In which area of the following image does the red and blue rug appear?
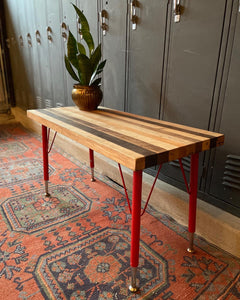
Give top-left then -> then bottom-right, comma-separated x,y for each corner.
0,123 -> 239,299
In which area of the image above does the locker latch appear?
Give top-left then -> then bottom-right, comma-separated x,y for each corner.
99,10 -> 109,36
173,0 -> 182,23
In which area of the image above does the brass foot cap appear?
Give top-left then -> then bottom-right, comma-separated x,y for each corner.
129,285 -> 138,293
187,247 -> 195,253
91,178 -> 96,182
45,193 -> 50,197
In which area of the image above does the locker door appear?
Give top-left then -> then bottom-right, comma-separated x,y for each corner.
46,0 -> 66,107
79,0 -> 99,46
127,0 -> 168,118
162,0 -> 227,129
100,0 -> 128,110
34,0 -> 53,108
158,0 -> 227,189
3,0 -> 20,105
5,0 -> 28,109
24,0 -> 41,109
61,0 -> 78,106
17,0 -> 35,109
208,8 -> 240,215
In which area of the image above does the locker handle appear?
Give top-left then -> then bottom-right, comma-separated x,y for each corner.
99,10 -> 109,36
5,38 -> 10,48
130,0 -> 139,30
27,33 -> 32,47
61,22 -> 68,41
46,26 -> 53,43
11,37 -> 16,46
19,35 -> 24,47
36,30 -> 41,45
173,0 -> 181,23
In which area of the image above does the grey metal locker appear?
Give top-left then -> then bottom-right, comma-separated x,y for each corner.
3,0 -> 18,104
126,0 -> 168,118
161,0 -> 227,128
17,0 -> 35,109
207,7 -> 240,216
61,0 -> 78,106
79,0 -> 99,46
4,0 -> 28,109
23,0 -> 41,109
158,0 -> 228,189
100,0 -> 128,110
33,0 -> 53,109
46,0 -> 66,107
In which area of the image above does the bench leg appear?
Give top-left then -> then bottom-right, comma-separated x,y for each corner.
187,153 -> 199,253
42,125 -> 50,197
89,149 -> 95,182
129,170 -> 142,292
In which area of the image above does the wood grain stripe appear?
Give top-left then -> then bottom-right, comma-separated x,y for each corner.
65,107 -> 208,145
97,108 -> 218,139
40,109 -> 166,158
57,110 -> 167,153
62,107 -> 194,150
27,106 -> 224,170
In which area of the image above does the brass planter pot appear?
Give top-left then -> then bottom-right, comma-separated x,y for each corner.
72,85 -> 103,111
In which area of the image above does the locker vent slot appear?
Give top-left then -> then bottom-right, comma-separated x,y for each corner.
169,156 -> 191,172
45,99 -> 52,108
36,96 -> 42,108
223,154 -> 240,190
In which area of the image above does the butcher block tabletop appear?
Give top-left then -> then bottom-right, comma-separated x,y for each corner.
27,106 -> 224,171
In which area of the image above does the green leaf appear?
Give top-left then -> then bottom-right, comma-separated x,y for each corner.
72,4 -> 90,32
64,55 -> 79,82
77,42 -> 86,55
77,54 -> 94,85
89,59 -> 106,85
95,59 -> 107,76
90,78 -> 102,86
90,44 -> 101,71
67,30 -> 78,69
72,4 -> 94,55
82,30 -> 94,56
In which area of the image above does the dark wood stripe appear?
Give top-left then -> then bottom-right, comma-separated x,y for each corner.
145,153 -> 165,168
40,109 -> 166,159
98,108 -> 217,140
95,109 -> 206,143
210,137 -> 218,148
195,141 -> 204,152
56,109 -> 167,153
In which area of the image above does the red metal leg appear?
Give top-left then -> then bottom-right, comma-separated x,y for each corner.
129,170 -> 142,292
89,149 -> 95,182
187,153 -> 199,252
42,125 -> 50,197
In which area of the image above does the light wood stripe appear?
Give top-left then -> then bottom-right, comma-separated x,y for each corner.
41,109 -> 166,155
96,107 -> 221,139
67,107 -> 217,146
27,106 -> 224,170
64,106 -> 204,146
61,107 -> 197,151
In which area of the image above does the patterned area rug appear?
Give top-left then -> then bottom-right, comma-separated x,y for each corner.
0,123 -> 239,300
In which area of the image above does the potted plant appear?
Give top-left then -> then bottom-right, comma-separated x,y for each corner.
64,4 -> 106,111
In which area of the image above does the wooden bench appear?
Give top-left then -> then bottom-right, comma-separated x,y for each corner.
27,106 -> 224,291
